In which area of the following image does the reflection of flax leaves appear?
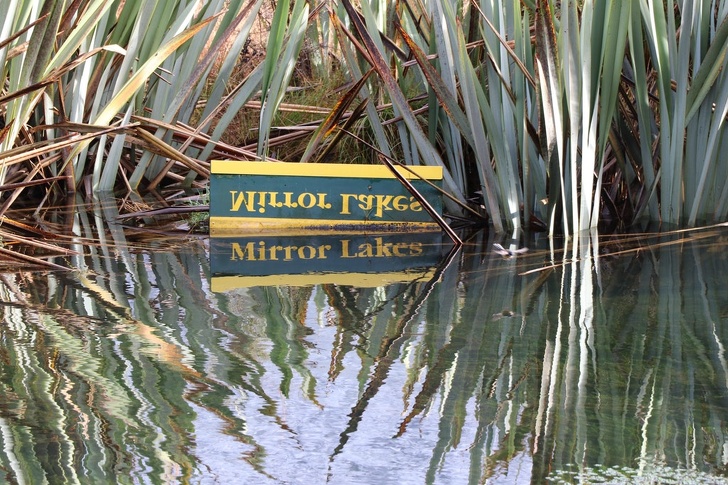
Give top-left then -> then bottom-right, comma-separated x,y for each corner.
325,280 -> 424,383
394,332 -> 467,438
470,353 -> 532,453
265,286 -> 321,406
330,285 -> 423,458
330,244 -> 460,458
322,286 -> 370,382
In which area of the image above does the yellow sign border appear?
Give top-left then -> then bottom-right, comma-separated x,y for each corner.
211,160 -> 443,180
210,216 -> 440,236
211,269 -> 437,291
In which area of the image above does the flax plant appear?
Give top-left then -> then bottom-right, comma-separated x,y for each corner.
314,0 -> 728,234
3,0 -> 728,237
631,1 -> 728,225
0,0 -> 265,208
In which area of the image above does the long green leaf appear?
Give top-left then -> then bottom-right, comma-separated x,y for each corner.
395,17 -> 475,149
685,15 -> 728,123
260,0 -> 290,99
258,0 -> 309,158
535,0 -> 567,235
61,14 -> 217,172
341,0 -> 465,209
330,9 -> 393,159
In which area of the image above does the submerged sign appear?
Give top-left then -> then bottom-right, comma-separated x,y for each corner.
210,161 -> 443,234
210,232 -> 445,290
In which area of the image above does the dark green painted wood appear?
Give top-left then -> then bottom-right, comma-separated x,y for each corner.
210,174 -> 442,223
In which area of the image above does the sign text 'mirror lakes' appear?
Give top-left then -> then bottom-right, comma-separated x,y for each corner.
229,190 -> 423,218
231,237 -> 424,262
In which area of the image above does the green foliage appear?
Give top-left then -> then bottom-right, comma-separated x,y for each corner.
313,0 -> 728,234
0,0 -> 266,206
2,0 -> 728,234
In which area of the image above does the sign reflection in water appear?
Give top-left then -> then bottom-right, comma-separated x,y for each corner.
1,205 -> 728,484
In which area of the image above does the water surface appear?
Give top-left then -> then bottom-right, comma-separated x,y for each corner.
1,203 -> 728,484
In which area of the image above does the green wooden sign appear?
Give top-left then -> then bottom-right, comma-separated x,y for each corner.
210,161 -> 443,235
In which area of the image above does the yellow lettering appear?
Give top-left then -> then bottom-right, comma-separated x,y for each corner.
283,245 -> 297,261
341,240 -> 356,258
257,192 -> 267,213
232,241 -> 333,262
269,192 -> 282,208
392,195 -> 409,211
357,243 -> 374,258
268,245 -> 284,260
231,242 -> 256,261
283,192 -> 298,208
373,195 -> 392,217
298,193 -> 316,209
317,193 -> 332,209
230,191 -> 256,212
410,199 -> 423,212
298,246 -> 316,259
340,194 -> 356,215
374,237 -> 392,257
318,244 -> 331,259
392,242 -> 408,257
358,195 -> 374,212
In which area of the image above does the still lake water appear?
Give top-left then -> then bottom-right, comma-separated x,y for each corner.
2,204 -> 728,484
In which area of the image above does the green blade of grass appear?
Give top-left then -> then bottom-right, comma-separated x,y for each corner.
394,16 -> 475,149
686,14 -> 728,123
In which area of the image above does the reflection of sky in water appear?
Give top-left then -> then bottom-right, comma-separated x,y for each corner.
1,224 -> 728,483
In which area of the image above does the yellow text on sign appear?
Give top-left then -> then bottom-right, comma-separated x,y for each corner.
230,191 -> 331,213
231,238 -> 424,262
229,191 -> 422,218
